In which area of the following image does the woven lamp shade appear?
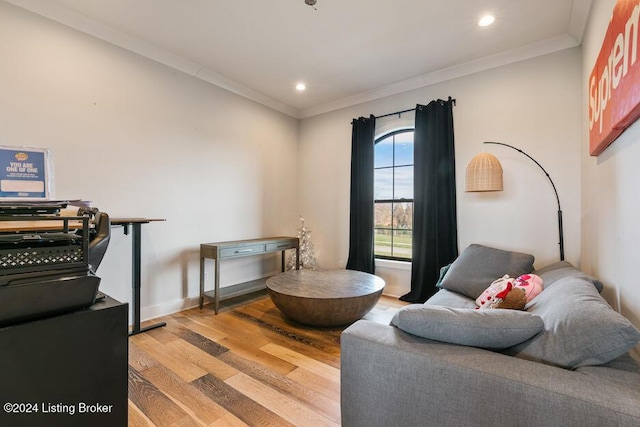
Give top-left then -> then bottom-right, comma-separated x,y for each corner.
465,152 -> 503,192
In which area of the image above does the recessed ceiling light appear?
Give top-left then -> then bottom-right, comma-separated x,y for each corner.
296,82 -> 306,91
478,15 -> 495,27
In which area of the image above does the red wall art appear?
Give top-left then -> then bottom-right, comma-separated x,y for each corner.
589,0 -> 640,156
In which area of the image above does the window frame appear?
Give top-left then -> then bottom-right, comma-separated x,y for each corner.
374,128 -> 414,262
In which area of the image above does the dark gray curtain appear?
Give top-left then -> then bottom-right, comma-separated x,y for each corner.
346,115 -> 376,273
400,99 -> 458,302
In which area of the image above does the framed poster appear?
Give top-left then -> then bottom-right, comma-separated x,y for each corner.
588,0 -> 640,156
0,145 -> 54,200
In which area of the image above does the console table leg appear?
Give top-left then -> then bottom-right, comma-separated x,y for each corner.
199,256 -> 205,309
214,258 -> 220,315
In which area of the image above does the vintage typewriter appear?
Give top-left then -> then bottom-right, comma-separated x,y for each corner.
0,201 -> 110,326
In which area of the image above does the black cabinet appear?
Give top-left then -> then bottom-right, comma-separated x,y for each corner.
0,295 -> 128,427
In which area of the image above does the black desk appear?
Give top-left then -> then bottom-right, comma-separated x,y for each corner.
0,295 -> 129,427
111,218 -> 165,336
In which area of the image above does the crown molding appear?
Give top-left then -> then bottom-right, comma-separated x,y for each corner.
298,34 -> 580,119
5,0 -> 592,120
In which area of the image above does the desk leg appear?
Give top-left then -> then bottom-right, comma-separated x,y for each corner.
296,247 -> 300,270
128,222 -> 166,336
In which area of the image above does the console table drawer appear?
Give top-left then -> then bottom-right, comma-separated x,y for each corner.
220,244 -> 265,258
266,241 -> 297,251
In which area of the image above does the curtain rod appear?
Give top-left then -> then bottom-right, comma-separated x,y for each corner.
374,97 -> 456,120
375,108 -> 416,120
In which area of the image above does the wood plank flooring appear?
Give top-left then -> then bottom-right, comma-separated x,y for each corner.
128,292 -> 407,426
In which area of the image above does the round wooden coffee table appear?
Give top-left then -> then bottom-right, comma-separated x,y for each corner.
265,269 -> 385,327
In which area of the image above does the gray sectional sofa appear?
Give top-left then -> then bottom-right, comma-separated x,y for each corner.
341,245 -> 640,427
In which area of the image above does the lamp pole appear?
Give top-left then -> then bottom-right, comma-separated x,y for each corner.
484,141 -> 564,261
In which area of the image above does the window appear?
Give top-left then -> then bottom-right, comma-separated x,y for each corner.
374,129 -> 413,260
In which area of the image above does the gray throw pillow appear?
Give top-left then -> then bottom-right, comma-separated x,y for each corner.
440,244 -> 535,299
393,304 -> 544,349
506,275 -> 640,369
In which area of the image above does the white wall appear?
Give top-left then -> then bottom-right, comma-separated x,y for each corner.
8,0 -> 628,341
299,48 -> 583,296
0,2 -> 300,321
581,0 -> 640,353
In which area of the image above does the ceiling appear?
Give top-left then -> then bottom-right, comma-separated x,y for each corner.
7,0 -> 593,118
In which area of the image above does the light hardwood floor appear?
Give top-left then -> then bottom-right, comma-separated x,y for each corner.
128,292 -> 407,426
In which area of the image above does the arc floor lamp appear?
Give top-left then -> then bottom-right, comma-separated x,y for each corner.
465,141 -> 564,261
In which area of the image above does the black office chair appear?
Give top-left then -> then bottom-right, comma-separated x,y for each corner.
75,207 -> 111,273
87,211 -> 111,273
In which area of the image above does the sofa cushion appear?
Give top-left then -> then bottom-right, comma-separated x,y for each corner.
506,274 -> 640,369
393,304 -> 544,349
535,260 -> 604,292
439,244 -> 535,299
423,289 -> 477,309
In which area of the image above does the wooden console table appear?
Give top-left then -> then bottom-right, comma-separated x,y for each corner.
199,236 -> 299,314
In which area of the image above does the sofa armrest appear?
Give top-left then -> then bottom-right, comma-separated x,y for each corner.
341,320 -> 640,427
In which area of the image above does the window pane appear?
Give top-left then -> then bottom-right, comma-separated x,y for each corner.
394,166 -> 413,199
374,136 -> 393,168
374,229 -> 392,257
374,129 -> 415,260
393,202 -> 413,229
375,202 -> 393,228
393,230 -> 412,259
374,168 -> 393,199
394,131 -> 413,166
